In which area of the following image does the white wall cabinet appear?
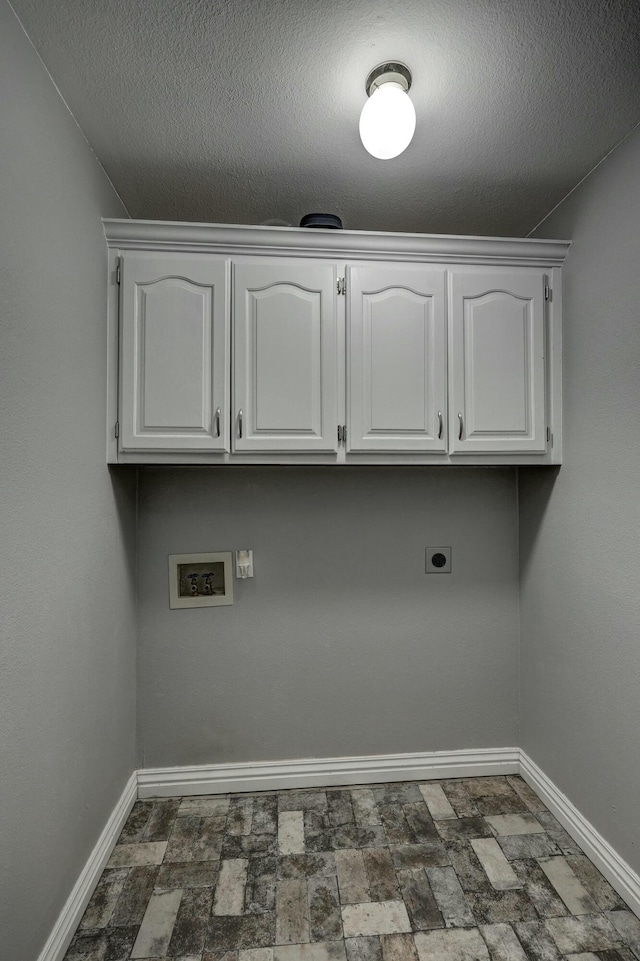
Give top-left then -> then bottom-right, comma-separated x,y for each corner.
449,269 -> 546,454
347,264 -> 447,452
119,251 -> 229,452
233,260 -> 338,452
106,220 -> 566,465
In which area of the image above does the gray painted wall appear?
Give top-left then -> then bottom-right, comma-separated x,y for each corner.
0,4 -> 137,957
520,125 -> 640,874
137,467 -> 520,768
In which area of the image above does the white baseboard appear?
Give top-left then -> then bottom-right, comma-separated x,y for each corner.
37,772 -> 137,961
520,751 -> 640,918
137,747 -> 520,799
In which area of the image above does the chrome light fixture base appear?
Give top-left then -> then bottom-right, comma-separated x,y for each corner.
365,62 -> 412,97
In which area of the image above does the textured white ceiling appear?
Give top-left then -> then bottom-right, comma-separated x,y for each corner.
11,0 -> 640,235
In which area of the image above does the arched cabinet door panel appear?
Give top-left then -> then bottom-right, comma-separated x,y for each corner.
119,252 -> 229,451
450,269 -> 546,453
233,260 -> 338,452
347,264 -> 447,452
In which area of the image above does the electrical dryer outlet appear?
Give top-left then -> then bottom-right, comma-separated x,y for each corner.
425,547 -> 452,573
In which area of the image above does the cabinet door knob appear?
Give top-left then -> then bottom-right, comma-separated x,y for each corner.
238,409 -> 243,439
215,407 -> 221,437
437,411 -> 443,439
458,412 -> 464,441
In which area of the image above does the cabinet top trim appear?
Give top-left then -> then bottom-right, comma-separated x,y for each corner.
103,219 -> 569,266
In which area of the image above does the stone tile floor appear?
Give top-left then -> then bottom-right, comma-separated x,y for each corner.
64,775 -> 640,961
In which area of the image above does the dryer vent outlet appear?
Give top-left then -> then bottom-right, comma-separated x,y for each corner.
426,547 -> 452,573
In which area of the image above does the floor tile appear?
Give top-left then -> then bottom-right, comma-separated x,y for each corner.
309,874 -> 343,941
435,818 -> 491,842
206,913 -> 276,953
373,784 -> 422,805
534,811 -> 582,855
278,791 -> 328,813
364,848 -> 400,902
440,782 -> 479,818
426,866 -> 474,927
563,954 -> 600,961
328,791 -> 356,827
253,796 -> 279,835
506,778 -> 547,813
223,834 -> 278,859
470,838 -> 521,891
465,887 -> 538,925
606,910 -> 640,955
396,868 -> 443,931
345,935 -> 383,960
510,859 -> 568,918
276,878 -> 310,944
342,901 -> 412,938
419,784 -> 457,821
144,799 -> 181,841
274,942 -> 347,961
497,833 -> 561,861
336,849 -> 371,904
474,795 -> 528,817
278,853 -> 336,880
403,804 -> 439,843
538,858 -> 599,915
514,919 -> 563,960
192,815 -> 227,861
464,778 -> 515,799
566,858 -> 626,911
228,798 -> 254,836
179,796 -> 231,818
107,841 -> 167,868
545,914 -> 621,953
169,886 -> 214,955
119,802 -> 153,843
278,811 -> 305,855
130,888 -> 183,958
331,826 -> 388,851
445,841 -> 490,893
389,843 -> 449,871
165,817 -> 204,862
80,868 -> 127,929
413,928 -> 490,960
112,865 -> 159,925
156,859 -> 220,890
379,806 -> 416,844
352,790 -> 383,827
214,860 -> 249,916
479,923 -> 528,961
380,933 -> 419,960
485,814 -> 545,837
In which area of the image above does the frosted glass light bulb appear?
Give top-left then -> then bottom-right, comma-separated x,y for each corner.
359,81 -> 416,160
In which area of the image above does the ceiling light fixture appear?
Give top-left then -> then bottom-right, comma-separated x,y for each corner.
359,62 -> 416,160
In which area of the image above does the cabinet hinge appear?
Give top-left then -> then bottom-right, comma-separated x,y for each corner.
544,283 -> 551,302
116,260 -> 121,285
337,277 -> 346,295
114,420 -> 120,439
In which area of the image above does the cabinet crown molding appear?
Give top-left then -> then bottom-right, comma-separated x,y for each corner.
103,219 -> 569,267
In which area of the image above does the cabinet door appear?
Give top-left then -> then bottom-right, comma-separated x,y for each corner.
119,252 -> 229,451
450,269 -> 546,453
233,260 -> 338,451
347,264 -> 447,452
